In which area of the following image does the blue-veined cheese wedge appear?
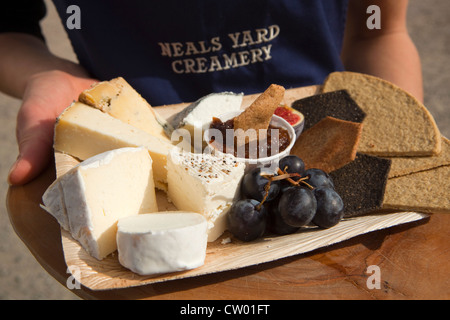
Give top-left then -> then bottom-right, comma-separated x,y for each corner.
79,77 -> 173,140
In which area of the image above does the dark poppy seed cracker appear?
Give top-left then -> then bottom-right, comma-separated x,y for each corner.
329,153 -> 391,217
291,90 -> 366,131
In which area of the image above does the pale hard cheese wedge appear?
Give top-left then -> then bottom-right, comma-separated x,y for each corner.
167,150 -> 245,242
41,147 -> 158,260
169,92 -> 243,148
54,102 -> 173,190
79,77 -> 172,140
117,212 -> 208,276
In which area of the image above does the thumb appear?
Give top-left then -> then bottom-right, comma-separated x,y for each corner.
7,71 -> 97,186
8,108 -> 55,186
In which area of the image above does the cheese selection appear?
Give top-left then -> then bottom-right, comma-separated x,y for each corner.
116,212 -> 208,275
41,147 -> 158,260
42,80 -> 282,276
166,149 -> 245,242
54,101 -> 172,190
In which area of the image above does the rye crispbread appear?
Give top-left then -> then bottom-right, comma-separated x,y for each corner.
388,137 -> 450,178
322,72 -> 441,157
291,116 -> 363,173
383,165 -> 450,214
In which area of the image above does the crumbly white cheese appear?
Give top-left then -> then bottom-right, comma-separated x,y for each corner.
167,149 -> 245,241
41,147 -> 158,260
116,212 -> 208,275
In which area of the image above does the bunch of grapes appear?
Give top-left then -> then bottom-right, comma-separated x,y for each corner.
227,155 -> 344,242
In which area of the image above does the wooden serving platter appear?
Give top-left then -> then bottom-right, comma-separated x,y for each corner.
55,86 -> 429,291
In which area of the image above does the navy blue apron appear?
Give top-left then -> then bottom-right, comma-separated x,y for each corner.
53,0 -> 348,105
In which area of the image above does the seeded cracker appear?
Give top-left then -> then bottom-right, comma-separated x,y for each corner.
329,153 -> 391,217
322,71 -> 441,156
291,116 -> 363,173
291,90 -> 366,131
233,84 -> 285,144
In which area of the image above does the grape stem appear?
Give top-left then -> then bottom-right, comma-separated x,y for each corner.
276,168 -> 314,189
256,179 -> 272,211
257,167 -> 315,211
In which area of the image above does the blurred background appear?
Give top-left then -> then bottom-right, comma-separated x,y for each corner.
1,0 -> 449,299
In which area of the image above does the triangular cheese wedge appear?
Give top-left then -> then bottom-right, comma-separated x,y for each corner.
54,102 -> 173,190
322,72 -> 441,156
79,77 -> 172,141
41,147 -> 158,260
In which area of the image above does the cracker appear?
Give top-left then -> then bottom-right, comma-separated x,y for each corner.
291,90 -> 366,131
234,84 -> 285,133
291,116 -> 363,173
329,153 -> 392,217
322,72 -> 441,156
388,136 -> 450,178
383,165 -> 450,214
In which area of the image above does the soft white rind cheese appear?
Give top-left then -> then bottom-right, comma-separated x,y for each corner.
170,92 -> 243,148
167,150 -> 245,242
116,212 -> 208,275
41,147 -> 158,260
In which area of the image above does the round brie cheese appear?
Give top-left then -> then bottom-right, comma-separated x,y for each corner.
116,212 -> 208,275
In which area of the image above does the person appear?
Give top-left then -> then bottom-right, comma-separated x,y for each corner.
1,0 -> 423,186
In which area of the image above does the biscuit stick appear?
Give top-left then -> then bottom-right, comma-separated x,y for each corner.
233,84 -> 285,145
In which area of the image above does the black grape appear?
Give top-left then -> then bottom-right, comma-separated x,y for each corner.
278,155 -> 305,176
304,168 -> 335,189
278,155 -> 306,192
312,187 -> 344,228
227,199 -> 268,242
278,187 -> 317,227
241,167 -> 280,202
266,198 -> 299,235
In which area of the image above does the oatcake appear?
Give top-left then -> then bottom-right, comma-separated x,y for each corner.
383,165 -> 450,214
387,136 -> 450,178
322,72 -> 441,157
291,116 -> 363,173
